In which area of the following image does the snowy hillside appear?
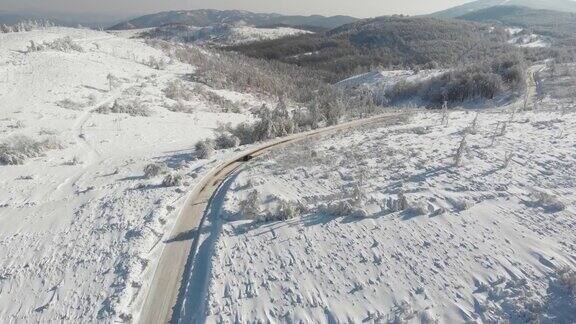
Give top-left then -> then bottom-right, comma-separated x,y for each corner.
204,107 -> 576,323
1,23 -> 575,324
430,0 -> 576,18
337,69 -> 445,105
0,27 -> 262,321
337,70 -> 443,89
140,24 -> 311,46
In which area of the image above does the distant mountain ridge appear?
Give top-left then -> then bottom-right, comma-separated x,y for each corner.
458,5 -> 576,40
431,0 -> 576,18
0,10 -> 130,28
109,9 -> 358,30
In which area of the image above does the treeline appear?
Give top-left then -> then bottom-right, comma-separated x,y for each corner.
228,16 -> 517,82
197,90 -> 376,156
387,55 -> 526,107
1,20 -> 54,33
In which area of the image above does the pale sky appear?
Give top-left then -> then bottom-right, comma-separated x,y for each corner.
2,0 -> 473,18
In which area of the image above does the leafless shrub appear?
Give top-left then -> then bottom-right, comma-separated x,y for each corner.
107,73 -> 119,91
529,191 -> 566,212
454,134 -> 469,166
195,139 -> 215,159
166,99 -> 195,113
389,301 -> 418,323
143,163 -> 166,178
164,79 -> 194,101
468,113 -> 479,134
215,133 -> 240,150
86,94 -> 97,106
56,95 -> 96,110
449,197 -> 473,211
440,101 -> 449,127
56,99 -> 84,110
272,200 -> 303,221
95,98 -> 152,117
161,173 -> 182,187
64,156 -> 82,166
143,56 -> 168,70
194,85 -> 239,113
27,37 -> 83,53
384,193 -> 409,212
7,120 -> 25,129
239,190 -> 261,220
499,122 -> 508,136
0,135 -> 61,165
319,199 -> 367,218
406,200 -> 429,216
491,122 -> 504,146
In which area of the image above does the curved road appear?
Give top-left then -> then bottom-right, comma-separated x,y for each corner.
138,113 -> 405,324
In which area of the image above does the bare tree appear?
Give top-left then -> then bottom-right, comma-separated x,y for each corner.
107,73 -> 117,92
454,134 -> 469,167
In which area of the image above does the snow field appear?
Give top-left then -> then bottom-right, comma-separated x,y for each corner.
206,108 -> 575,323
0,27 -> 261,321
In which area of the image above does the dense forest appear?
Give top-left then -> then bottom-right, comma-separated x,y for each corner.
228,16 -> 517,82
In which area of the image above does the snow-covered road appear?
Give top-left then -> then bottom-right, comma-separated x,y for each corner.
140,113 -> 406,323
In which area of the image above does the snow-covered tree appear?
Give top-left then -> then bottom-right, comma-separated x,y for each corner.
240,190 -> 261,220
162,173 -> 182,187
107,73 -> 118,92
195,139 -> 215,159
454,134 -> 469,166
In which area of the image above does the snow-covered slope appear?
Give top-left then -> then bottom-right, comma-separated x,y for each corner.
223,26 -> 311,45
337,69 -> 443,91
191,64 -> 576,322
0,27 -> 260,321
204,107 -> 576,323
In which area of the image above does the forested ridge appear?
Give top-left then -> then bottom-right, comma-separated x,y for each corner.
228,16 -> 517,82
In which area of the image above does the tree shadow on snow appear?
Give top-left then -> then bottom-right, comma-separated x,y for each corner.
544,274 -> 576,323
117,175 -> 146,182
165,226 -> 212,243
234,208 -> 406,238
82,85 -> 108,93
156,151 -> 196,169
